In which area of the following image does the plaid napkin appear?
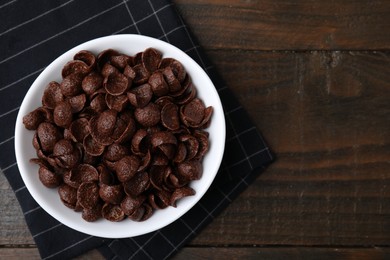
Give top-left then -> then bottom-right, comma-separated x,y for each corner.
0,0 -> 274,259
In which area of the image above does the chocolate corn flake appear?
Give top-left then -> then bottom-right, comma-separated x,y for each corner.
42,81 -> 64,109
53,101 -> 73,128
60,73 -> 83,97
58,184 -> 78,209
38,165 -> 62,188
127,206 -> 145,221
161,67 -> 179,93
83,134 -> 105,156
110,54 -> 132,71
69,94 -> 86,113
97,49 -> 120,72
142,48 -> 162,73
106,93 -> 129,112
77,182 -> 100,209
134,102 -> 160,127
23,108 -> 45,130
53,139 -> 74,156
90,93 -> 107,113
36,122 -> 63,153
62,60 -> 90,79
23,47 -> 213,222
176,160 -> 203,182
149,71 -> 169,97
104,71 -> 130,96
115,155 -> 140,182
82,203 -> 102,222
99,183 -> 124,205
170,186 -> 195,207
74,50 -> 96,69
102,203 -> 125,222
69,118 -> 90,143
161,102 -> 180,130
127,83 -> 153,108
82,71 -> 103,95
120,195 -> 146,216
132,64 -> 150,85
124,171 -> 149,197
103,143 -> 129,162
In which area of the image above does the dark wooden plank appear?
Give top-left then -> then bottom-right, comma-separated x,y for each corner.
174,0 -> 390,50
0,170 -> 34,245
0,248 -> 103,259
188,50 -> 390,245
2,247 -> 390,260
173,247 -> 390,260
204,50 -> 390,157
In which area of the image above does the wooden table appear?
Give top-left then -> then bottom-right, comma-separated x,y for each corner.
1,1 -> 390,259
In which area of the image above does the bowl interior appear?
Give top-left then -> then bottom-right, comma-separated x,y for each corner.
14,34 -> 225,238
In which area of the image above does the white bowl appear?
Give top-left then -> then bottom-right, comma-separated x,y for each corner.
14,34 -> 225,238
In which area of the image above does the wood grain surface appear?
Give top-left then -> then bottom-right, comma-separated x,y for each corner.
175,0 -> 390,50
1,247 -> 390,260
1,0 -> 389,259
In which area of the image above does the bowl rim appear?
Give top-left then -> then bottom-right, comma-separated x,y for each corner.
14,34 -> 226,238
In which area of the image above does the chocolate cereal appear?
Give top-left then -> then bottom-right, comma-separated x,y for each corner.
23,47 -> 213,222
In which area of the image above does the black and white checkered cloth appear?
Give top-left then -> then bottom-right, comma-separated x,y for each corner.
0,0 -> 274,259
